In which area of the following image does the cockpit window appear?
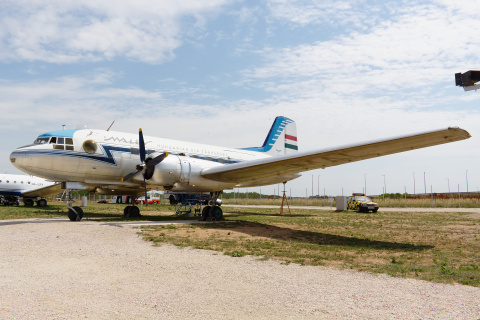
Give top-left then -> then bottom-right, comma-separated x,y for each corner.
34,136 -> 74,151
34,137 -> 50,144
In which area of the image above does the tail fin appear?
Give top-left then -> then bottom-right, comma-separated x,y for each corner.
242,116 -> 298,156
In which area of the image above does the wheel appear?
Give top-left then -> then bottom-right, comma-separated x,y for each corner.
201,206 -> 211,221
68,206 -> 84,221
211,206 -> 223,221
123,206 -> 141,218
123,206 -> 131,218
130,206 -> 140,217
372,208 -> 378,213
356,206 -> 362,213
24,199 -> 34,206
36,199 -> 47,207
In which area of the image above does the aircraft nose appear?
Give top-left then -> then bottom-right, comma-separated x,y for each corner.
10,149 -> 24,169
9,148 -> 34,173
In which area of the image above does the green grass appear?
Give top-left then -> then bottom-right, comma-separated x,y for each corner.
140,206 -> 480,286
2,202 -> 479,286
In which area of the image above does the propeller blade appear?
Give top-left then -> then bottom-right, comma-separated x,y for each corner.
122,170 -> 140,182
144,178 -> 149,210
139,128 -> 146,163
146,152 -> 168,168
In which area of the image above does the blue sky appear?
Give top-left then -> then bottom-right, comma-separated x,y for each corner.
1,0 -> 480,197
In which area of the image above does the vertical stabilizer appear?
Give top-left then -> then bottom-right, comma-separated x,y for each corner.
241,116 -> 298,156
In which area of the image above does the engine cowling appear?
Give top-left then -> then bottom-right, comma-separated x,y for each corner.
145,154 -> 182,187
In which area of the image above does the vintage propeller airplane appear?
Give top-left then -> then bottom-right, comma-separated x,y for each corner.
9,116 -> 470,221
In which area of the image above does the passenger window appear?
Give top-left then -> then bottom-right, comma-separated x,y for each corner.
50,137 -> 57,144
131,148 -> 139,155
66,138 -> 73,145
58,137 -> 65,144
54,145 -> 64,150
66,146 -> 74,151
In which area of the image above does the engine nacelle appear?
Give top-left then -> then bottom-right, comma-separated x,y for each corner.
146,154 -> 182,187
145,154 -> 237,192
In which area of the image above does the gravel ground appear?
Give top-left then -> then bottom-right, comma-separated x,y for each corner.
1,218 -> 479,319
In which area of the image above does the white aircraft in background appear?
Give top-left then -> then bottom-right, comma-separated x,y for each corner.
0,173 -> 59,206
9,116 -> 470,221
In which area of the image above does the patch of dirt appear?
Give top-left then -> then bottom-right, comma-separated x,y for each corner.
152,223 -> 297,242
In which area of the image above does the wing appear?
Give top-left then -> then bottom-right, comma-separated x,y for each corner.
21,183 -> 64,198
201,127 -> 470,184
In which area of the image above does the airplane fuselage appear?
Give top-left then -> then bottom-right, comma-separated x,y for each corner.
10,128 -> 278,195
0,174 -> 54,196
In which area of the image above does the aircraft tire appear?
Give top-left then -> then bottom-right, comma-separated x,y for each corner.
123,206 -> 141,218
201,206 -> 211,221
211,206 -> 223,221
36,199 -> 47,207
68,206 -> 84,221
24,199 -> 34,206
130,206 -> 140,217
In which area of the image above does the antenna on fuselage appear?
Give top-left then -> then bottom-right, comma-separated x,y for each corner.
62,125 -> 66,130
107,120 -> 115,131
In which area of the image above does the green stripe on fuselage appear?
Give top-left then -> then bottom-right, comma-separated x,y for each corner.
285,143 -> 298,150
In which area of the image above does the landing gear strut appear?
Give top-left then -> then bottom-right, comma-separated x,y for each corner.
200,191 -> 224,221
65,191 -> 83,221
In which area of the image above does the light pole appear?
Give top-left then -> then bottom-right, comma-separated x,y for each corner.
413,172 -> 416,195
364,173 -> 367,195
466,170 -> 469,193
445,178 -> 450,193
424,171 -> 426,195
317,175 -> 320,199
382,174 -> 386,195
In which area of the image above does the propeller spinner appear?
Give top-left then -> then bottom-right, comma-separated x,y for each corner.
122,128 -> 168,209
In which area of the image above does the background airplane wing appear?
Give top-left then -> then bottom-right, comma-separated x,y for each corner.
201,127 -> 470,185
21,183 -> 64,198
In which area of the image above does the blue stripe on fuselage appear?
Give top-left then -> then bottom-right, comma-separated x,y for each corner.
38,129 -> 79,138
13,145 -> 244,166
12,145 -> 131,166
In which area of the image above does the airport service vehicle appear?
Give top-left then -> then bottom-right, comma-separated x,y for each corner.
135,195 -> 160,205
347,193 -> 379,213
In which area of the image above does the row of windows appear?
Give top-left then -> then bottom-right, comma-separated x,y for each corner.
0,180 -> 31,184
34,137 -> 243,164
35,136 -> 75,150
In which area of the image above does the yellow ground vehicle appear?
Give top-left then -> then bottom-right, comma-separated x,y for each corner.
347,193 -> 379,213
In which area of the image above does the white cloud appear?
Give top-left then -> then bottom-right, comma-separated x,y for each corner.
0,0 -> 231,63
245,1 -> 480,102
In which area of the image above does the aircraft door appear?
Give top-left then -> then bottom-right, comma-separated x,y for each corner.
180,159 -> 191,183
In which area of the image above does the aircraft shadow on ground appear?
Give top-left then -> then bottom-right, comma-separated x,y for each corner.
196,221 -> 434,251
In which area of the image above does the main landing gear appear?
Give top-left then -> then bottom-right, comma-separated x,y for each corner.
200,191 -> 224,221
123,205 -> 141,218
